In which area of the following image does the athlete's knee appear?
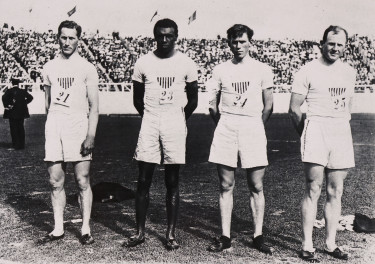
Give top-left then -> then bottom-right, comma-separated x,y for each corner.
165,176 -> 179,190
49,176 -> 64,191
249,181 -> 264,194
137,176 -> 152,193
75,174 -> 91,192
305,180 -> 322,199
326,184 -> 344,200
220,178 -> 235,193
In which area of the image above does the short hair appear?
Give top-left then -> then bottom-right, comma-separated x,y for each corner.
322,25 -> 348,44
58,20 -> 82,38
153,18 -> 178,37
227,24 -> 254,42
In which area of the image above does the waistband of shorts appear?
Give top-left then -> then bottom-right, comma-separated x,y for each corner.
144,107 -> 185,117
48,110 -> 88,118
306,115 -> 351,123
220,113 -> 263,124
221,112 -> 262,120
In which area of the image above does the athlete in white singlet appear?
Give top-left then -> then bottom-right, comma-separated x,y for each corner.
289,26 -> 356,262
125,18 -> 198,250
207,24 -> 274,254
40,20 -> 99,246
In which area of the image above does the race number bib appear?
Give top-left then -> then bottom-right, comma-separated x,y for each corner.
157,76 -> 175,105
329,87 -> 347,112
53,77 -> 75,107
53,88 -> 71,107
331,97 -> 347,112
232,94 -> 248,107
231,81 -> 250,107
159,89 -> 174,104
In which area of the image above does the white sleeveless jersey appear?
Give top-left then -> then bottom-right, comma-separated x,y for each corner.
292,57 -> 356,120
132,51 -> 198,113
42,52 -> 99,114
208,57 -> 274,117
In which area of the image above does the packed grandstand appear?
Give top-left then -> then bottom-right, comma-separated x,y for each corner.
0,27 -> 374,93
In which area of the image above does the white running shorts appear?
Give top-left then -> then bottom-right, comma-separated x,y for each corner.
45,112 -> 91,162
209,115 -> 268,168
134,108 -> 187,164
301,118 -> 355,169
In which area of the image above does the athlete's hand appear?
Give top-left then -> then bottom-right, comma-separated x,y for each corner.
80,136 -> 95,156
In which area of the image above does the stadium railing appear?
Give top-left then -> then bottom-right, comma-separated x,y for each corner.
0,83 -> 374,94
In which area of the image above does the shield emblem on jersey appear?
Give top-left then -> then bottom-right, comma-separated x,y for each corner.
329,87 -> 346,97
232,81 -> 250,94
157,77 -> 175,89
57,77 -> 75,89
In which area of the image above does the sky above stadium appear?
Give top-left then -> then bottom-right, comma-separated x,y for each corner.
1,0 -> 374,40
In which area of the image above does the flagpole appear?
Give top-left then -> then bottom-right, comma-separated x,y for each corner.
150,10 -> 158,23
67,5 -> 77,18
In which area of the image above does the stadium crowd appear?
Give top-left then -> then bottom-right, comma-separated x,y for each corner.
0,27 -> 374,91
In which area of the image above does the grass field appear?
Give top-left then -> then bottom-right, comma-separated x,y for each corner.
0,113 -> 374,264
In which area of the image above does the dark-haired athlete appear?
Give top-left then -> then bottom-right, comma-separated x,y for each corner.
125,18 -> 198,250
208,24 -> 274,254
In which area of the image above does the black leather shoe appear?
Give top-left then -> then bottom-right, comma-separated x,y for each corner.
80,234 -> 95,245
208,236 -> 231,252
166,239 -> 180,250
253,235 -> 274,255
38,232 -> 65,244
123,235 -> 145,247
324,247 -> 349,260
300,250 -> 320,263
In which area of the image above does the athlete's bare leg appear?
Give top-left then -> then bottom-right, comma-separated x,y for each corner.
246,166 -> 266,238
47,161 -> 67,236
74,160 -> 92,236
165,164 -> 180,241
217,164 -> 236,238
324,168 -> 347,250
301,163 -> 324,251
134,161 -> 155,238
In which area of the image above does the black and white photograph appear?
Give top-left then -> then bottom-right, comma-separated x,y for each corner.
0,0 -> 374,263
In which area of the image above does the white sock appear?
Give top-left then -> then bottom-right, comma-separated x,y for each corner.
81,227 -> 91,236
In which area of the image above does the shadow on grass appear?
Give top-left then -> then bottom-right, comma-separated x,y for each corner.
0,141 -> 12,149
4,194 -> 53,234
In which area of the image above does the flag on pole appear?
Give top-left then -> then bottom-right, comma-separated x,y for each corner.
188,11 -> 196,25
150,10 -> 158,22
67,6 -> 76,17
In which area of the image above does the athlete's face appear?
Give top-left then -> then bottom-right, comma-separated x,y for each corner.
154,27 -> 177,54
58,27 -> 79,58
229,33 -> 251,61
321,30 -> 347,63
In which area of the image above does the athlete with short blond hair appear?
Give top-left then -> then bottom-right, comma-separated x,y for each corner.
289,25 -> 356,262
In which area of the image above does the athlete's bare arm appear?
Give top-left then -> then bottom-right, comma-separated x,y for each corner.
44,85 -> 51,114
184,81 -> 198,120
81,83 -> 99,156
262,87 -> 273,124
133,81 -> 145,117
208,89 -> 221,125
289,92 -> 307,136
